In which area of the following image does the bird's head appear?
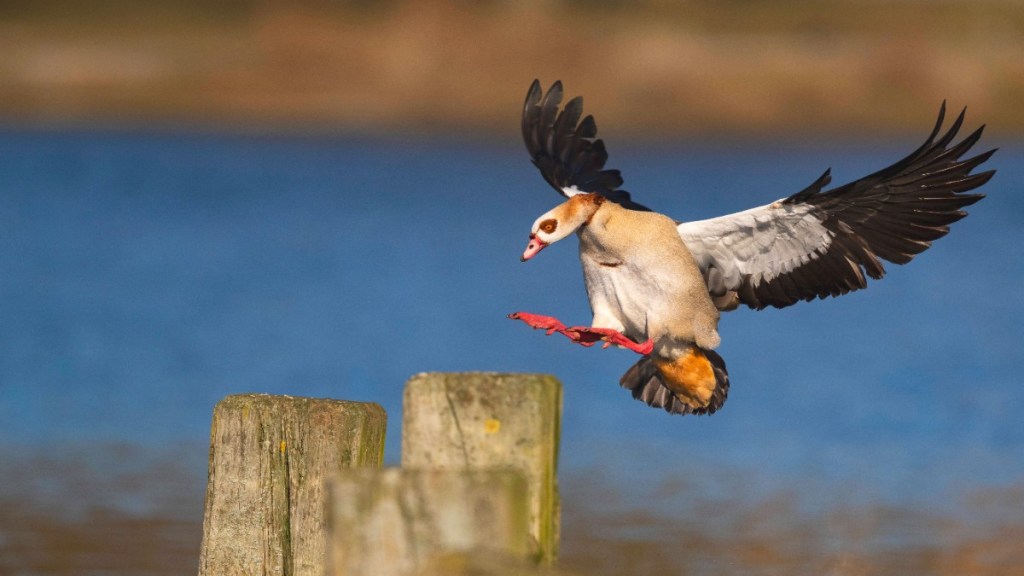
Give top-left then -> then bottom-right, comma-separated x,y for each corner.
521,193 -> 605,261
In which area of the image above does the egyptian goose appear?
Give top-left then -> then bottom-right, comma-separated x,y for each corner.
510,80 -> 994,416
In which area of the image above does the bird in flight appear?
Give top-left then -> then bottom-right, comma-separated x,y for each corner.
509,79 -> 994,416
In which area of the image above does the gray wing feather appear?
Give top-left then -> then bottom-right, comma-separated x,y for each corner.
679,103 -> 994,310
681,202 -> 834,300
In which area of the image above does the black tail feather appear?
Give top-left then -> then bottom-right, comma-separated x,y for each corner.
619,349 -> 730,416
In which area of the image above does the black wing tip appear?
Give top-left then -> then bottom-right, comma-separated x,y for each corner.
784,167 -> 833,204
524,80 -> 570,115
521,79 -> 646,209
524,79 -> 542,106
527,78 -> 561,95
973,146 -> 997,163
758,102 -> 993,308
964,169 -> 996,192
541,80 -> 563,104
801,101 -> 993,201
726,102 -> 994,312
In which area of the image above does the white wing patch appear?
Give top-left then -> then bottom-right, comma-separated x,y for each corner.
561,185 -> 585,198
677,201 -> 833,292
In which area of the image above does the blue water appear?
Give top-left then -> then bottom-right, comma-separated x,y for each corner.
1,128 -> 1021,518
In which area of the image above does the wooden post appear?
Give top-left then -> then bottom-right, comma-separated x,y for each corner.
327,468 -> 534,576
401,372 -> 562,563
198,393 -> 386,576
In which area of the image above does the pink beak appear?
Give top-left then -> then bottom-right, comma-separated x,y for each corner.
521,236 -> 548,261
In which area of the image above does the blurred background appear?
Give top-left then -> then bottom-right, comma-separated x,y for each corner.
1,1 -> 1023,574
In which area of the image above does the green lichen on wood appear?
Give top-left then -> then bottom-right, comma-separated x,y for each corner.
199,393 -> 386,576
402,373 -> 562,565
329,468 -> 535,576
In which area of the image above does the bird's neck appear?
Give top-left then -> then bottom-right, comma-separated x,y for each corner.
576,202 -> 624,254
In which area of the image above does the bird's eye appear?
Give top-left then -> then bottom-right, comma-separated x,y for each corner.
540,219 -> 557,234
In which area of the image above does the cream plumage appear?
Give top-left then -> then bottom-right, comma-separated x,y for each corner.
510,80 -> 994,416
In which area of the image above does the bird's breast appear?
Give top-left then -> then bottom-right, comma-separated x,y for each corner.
577,215 -> 720,347
580,252 -> 655,335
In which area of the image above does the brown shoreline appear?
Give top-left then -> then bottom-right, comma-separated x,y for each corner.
3,479 -> 1022,575
1,444 -> 1022,575
1,1 -> 1022,138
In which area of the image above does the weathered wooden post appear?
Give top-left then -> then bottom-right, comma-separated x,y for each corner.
328,468 -> 534,576
198,393 -> 386,576
401,372 -> 562,564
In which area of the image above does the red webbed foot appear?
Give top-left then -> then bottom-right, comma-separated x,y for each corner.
508,312 -> 654,355
565,326 -> 654,355
507,312 -> 568,335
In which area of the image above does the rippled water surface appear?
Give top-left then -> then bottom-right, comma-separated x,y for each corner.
1,129 -> 1021,574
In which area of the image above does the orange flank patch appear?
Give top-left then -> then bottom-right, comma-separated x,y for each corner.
653,348 -> 717,408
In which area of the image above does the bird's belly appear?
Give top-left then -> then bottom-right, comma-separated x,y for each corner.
583,262 -> 653,338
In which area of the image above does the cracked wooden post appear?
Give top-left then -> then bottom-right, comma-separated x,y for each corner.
198,393 -> 386,576
327,468 -> 535,576
401,372 -> 562,564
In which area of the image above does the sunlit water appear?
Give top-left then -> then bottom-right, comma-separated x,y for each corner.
1,128 -> 1021,572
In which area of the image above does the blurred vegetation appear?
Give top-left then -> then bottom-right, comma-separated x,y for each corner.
0,0 -> 1022,136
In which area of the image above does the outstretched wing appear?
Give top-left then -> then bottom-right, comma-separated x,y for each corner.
678,103 -> 995,310
522,79 -> 648,210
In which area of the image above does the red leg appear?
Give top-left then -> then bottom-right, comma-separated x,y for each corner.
507,312 -> 568,335
566,326 -> 654,355
508,312 -> 598,347
508,312 -> 654,355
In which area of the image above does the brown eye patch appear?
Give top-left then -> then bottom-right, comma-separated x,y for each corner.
539,219 -> 557,234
